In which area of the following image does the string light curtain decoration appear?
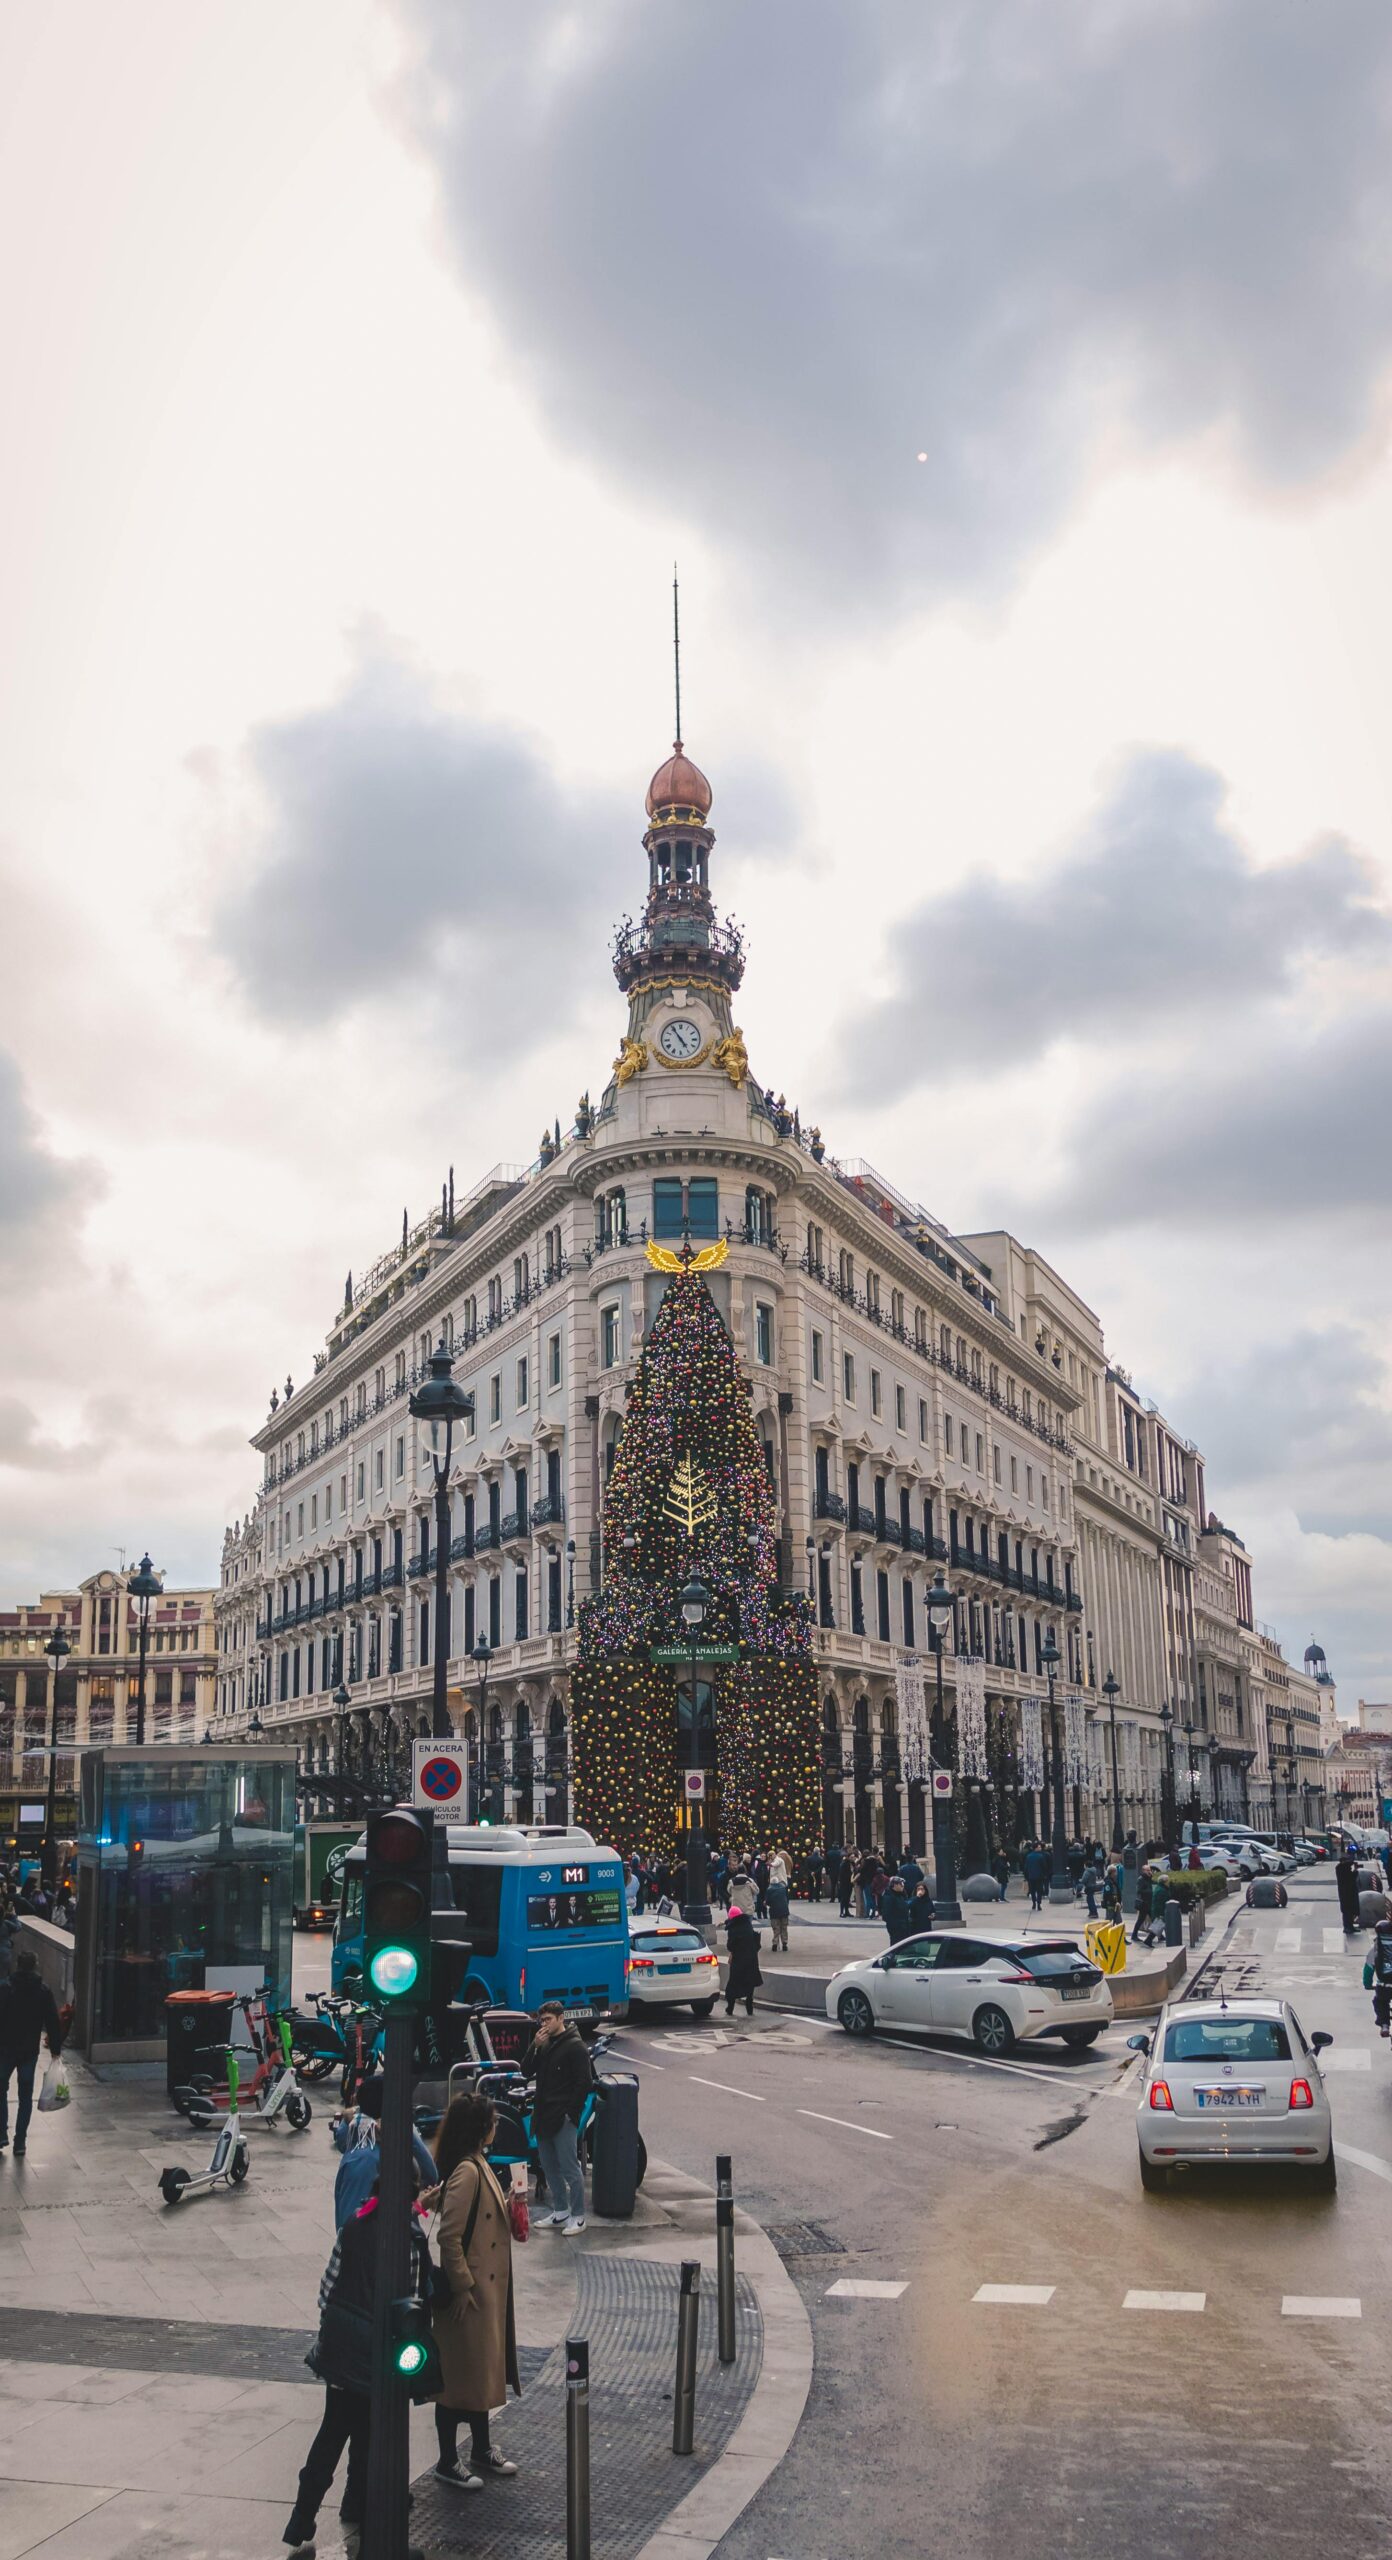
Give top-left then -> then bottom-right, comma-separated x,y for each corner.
1019,1695 -> 1046,1793
573,1257 -> 819,1859
955,1655 -> 988,1779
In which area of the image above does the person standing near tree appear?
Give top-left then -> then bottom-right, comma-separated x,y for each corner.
837,1850 -> 856,1917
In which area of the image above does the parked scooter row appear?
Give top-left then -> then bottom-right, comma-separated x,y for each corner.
172,1989 -> 313,2133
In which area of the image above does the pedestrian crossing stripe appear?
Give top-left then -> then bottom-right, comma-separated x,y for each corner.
1123,2289 -> 1206,2312
973,2284 -> 1056,2305
825,2279 -> 908,2299
1282,2296 -> 1361,2318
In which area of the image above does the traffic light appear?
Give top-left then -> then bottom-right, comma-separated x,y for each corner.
363,1808 -> 433,2007
388,2294 -> 441,2398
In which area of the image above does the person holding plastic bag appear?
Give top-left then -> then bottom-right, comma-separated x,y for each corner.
0,1949 -> 65,2156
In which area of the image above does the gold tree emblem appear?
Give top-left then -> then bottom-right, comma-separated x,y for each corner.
662,1451 -> 719,1536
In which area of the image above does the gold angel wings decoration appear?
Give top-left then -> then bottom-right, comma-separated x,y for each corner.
645,1236 -> 730,1274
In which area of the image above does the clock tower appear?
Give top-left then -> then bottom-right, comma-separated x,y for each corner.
610,738 -> 749,1089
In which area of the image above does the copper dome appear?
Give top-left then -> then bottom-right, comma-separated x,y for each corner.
646,741 -> 712,820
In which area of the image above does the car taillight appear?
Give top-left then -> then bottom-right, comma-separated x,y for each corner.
1289,2078 -> 1314,2109
1001,1971 -> 1035,1984
696,1951 -> 718,1965
627,1957 -> 654,1974
1149,2080 -> 1174,2111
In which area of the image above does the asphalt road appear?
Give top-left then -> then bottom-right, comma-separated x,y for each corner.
605,1871 -> 1392,2560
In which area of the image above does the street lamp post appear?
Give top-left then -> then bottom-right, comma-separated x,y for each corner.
1181,1716 -> 1202,1843
333,1680 -> 353,1780
41,1625 -> 72,1889
409,1340 -> 475,1742
1158,1700 -> 1177,1854
679,1576 -> 714,1925
1101,1671 -> 1124,1855
566,1539 -> 576,1629
926,1571 -> 960,1925
469,1639 -> 493,1821
127,1553 -> 162,1746
1042,1633 -> 1068,1888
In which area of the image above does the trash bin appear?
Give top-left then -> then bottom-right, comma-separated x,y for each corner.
590,2071 -> 640,2220
165,1989 -> 236,2103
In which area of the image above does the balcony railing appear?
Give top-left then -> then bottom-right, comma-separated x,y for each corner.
530,1494 -> 566,1529
849,1504 -> 877,1537
450,1532 -> 475,1563
474,1524 -> 500,1554
814,1492 -> 847,1524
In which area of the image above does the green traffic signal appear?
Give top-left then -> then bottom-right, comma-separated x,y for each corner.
395,2338 -> 428,2377
363,1808 -> 433,2010
368,1944 -> 420,1998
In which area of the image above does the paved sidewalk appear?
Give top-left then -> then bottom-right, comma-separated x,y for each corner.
0,2063 -> 806,2560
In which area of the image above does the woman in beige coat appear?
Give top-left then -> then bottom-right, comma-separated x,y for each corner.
430,2093 -> 521,2493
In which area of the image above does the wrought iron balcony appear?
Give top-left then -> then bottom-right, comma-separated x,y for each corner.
407,1554 -> 430,1579
903,1525 -> 926,1554
849,1504 -> 877,1537
381,1563 -> 403,1591
876,1518 -> 902,1547
450,1532 -> 475,1563
500,1510 -> 529,1545
814,1492 -> 847,1524
530,1494 -> 566,1529
473,1524 -> 500,1554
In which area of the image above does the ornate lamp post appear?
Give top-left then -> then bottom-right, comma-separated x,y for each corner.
333,1680 -> 353,1779
679,1575 -> 713,1923
1158,1699 -> 1177,1853
1101,1671 -> 1124,1854
926,1569 -> 960,1925
40,1625 -> 72,1889
1181,1714 -> 1202,1843
1042,1632 -> 1067,1886
127,1553 -> 162,1746
469,1638 -> 494,1821
566,1538 -> 576,1629
409,1339 -> 475,1741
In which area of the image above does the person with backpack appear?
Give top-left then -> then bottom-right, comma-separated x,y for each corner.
0,1949 -> 63,2156
283,2176 -> 432,2558
430,2092 -> 521,2494
521,2004 -> 591,2235
766,1870 -> 791,1952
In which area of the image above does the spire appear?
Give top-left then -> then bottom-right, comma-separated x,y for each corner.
672,562 -> 682,750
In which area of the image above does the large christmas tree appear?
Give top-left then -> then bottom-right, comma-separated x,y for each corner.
572,1246 -> 820,1863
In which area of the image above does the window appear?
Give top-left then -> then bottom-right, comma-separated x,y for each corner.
811,1329 -> 825,1384
461,1294 -> 477,1340
960,1422 -> 969,1460
944,1410 -> 953,1454
602,1305 -> 620,1368
653,1176 -> 719,1238
755,1302 -> 773,1365
517,1356 -> 529,1409
490,1375 -> 502,1425
842,1351 -> 856,1404
514,1252 -> 530,1300
895,1384 -> 906,1432
1041,1473 -> 1050,1509
419,1602 -> 430,1667
745,1186 -> 772,1243
807,1222 -> 825,1276
548,1333 -> 562,1389
975,1433 -> 984,1473
356,1461 -> 365,1502
876,1570 -> 891,1642
296,1503 -> 304,1536
374,1449 -> 384,1490
374,1368 -> 385,1404
395,1436 -> 405,1480
394,1351 -> 406,1390
870,1368 -> 882,1416
919,1399 -> 928,1443
310,1494 -> 318,1528
515,1570 -> 529,1642
488,1576 -> 501,1647
890,1289 -> 904,1333
1010,1456 -> 1018,1492
940,1322 -> 952,1362
1027,1466 -> 1034,1501
599,1189 -> 627,1246
325,1483 -> 333,1522
865,1270 -> 880,1317
838,1248 -> 855,1295
902,1580 -> 915,1645
993,1446 -> 1001,1484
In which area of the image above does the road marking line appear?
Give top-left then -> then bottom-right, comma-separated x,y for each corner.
1338,2143 -> 1392,2184
973,2283 -> 1055,2306
1282,2296 -> 1360,2319
1123,2289 -> 1206,2313
873,2034 -> 1096,2087
825,2278 -> 908,2299
1317,2049 -> 1370,2071
1275,1928 -> 1301,1953
689,2076 -> 765,2101
798,2109 -> 892,2140
1323,1928 -> 1349,1954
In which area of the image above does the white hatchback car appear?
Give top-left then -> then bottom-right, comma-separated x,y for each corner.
625,1920 -> 721,2017
827,1932 -> 1114,2056
1131,1998 -> 1335,2192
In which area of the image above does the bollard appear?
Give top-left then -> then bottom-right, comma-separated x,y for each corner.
565,2335 -> 591,2560
716,2153 -> 736,2366
1164,1896 -> 1183,1947
672,2261 -> 701,2455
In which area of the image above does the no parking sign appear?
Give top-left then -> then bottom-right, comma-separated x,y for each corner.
412,1739 -> 468,1811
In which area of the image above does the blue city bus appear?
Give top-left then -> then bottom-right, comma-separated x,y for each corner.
333,1822 -> 630,2024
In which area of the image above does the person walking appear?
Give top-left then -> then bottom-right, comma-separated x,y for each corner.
1082,1863 -> 1101,1920
283,2174 -> 432,2558
991,1850 -> 1011,1903
726,1866 -> 758,1919
724,1907 -> 763,2017
836,1851 -> 856,1918
752,1852 -> 771,1920
880,1877 -> 913,1945
825,1841 -> 843,1907
331,2070 -> 438,2227
1335,1848 -> 1362,1936
860,1854 -> 883,1919
898,1853 -> 924,1896
766,1872 -> 791,1953
521,2003 -> 591,2234
1023,1843 -> 1050,1915
807,1848 -> 824,1903
431,2092 -> 521,2494
0,1949 -> 63,2157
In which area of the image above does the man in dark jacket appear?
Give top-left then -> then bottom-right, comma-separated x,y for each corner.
1023,1845 -> 1050,1913
881,1878 -> 913,1944
0,1950 -> 63,2155
1335,1849 -> 1362,1935
523,2004 -> 591,2232
284,2191 -> 431,2558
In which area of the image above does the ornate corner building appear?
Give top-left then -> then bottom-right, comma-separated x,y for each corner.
210,733 -> 1329,1853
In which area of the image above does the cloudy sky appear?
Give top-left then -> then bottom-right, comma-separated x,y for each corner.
2,0 -> 1389,1695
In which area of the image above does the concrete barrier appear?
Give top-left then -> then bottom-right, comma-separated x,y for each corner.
16,1916 -> 75,2010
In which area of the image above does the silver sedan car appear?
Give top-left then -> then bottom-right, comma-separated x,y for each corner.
1131,1998 -> 1335,2192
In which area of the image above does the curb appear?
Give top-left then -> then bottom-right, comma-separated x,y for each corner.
623,2159 -> 814,2560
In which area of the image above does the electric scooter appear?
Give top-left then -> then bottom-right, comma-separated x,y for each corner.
179,2005 -> 313,2134
159,2049 -> 250,2205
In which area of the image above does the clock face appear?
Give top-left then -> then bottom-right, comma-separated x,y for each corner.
658,1017 -> 703,1061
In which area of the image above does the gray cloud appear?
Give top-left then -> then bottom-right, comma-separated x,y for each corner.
0,1051 -> 88,1273
1052,1007 -> 1392,1231
1178,1327 -> 1392,1526
0,1397 -> 99,1475
395,0 -> 1392,606
845,750 -> 1387,1092
216,646 -> 632,1030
